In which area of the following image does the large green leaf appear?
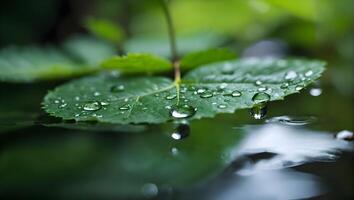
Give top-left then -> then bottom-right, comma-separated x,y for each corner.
101,53 -> 172,74
43,58 -> 325,124
0,36 -> 116,82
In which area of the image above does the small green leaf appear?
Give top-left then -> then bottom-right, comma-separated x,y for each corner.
180,48 -> 236,70
84,17 -> 124,44
43,58 -> 325,124
0,36 -> 116,82
124,32 -> 227,58
101,53 -> 172,74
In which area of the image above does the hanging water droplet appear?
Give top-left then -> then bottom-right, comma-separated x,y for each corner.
83,101 -> 101,111
305,70 -> 313,77
110,84 -> 125,92
284,71 -> 298,80
119,104 -> 131,110
258,86 -> 268,92
309,88 -> 322,96
170,104 -> 196,119
250,104 -> 267,120
280,83 -> 289,89
231,90 -> 242,97
165,94 -> 177,100
335,130 -> 353,141
252,92 -> 270,104
171,123 -> 190,140
200,91 -> 213,98
218,104 -> 227,109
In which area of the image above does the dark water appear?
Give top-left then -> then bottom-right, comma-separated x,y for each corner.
0,80 -> 353,199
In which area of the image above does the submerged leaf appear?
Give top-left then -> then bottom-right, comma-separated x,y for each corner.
0,36 -> 116,82
180,48 -> 236,70
43,58 -> 325,124
101,53 -> 172,74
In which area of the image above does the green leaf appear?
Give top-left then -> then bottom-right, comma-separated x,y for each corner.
101,53 -> 172,74
43,58 -> 325,124
124,32 -> 227,58
180,48 -> 236,70
0,36 -> 116,82
84,17 -> 124,44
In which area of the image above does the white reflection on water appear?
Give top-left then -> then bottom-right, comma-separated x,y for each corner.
199,124 -> 353,200
232,124 -> 354,171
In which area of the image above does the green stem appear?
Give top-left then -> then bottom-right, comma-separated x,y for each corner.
160,0 -> 180,83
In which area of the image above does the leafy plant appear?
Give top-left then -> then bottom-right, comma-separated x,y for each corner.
0,0 -> 326,125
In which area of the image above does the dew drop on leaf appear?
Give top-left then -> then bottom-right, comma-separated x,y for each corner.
165,94 -> 177,100
218,104 -> 227,109
200,91 -> 213,98
295,84 -> 305,91
119,104 -> 131,110
284,70 -> 298,80
252,92 -> 270,104
110,84 -> 125,92
170,104 -> 196,119
280,83 -> 289,89
258,86 -> 268,92
197,88 -> 207,94
255,80 -> 263,86
231,90 -> 242,97
309,88 -> 322,96
83,101 -> 101,111
305,70 -> 313,77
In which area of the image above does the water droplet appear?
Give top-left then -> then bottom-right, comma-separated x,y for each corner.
94,92 -> 100,96
187,86 -> 196,91
83,101 -> 101,111
218,104 -> 227,109
295,84 -> 305,91
154,93 -> 160,97
119,104 -> 131,110
200,91 -> 213,98
54,100 -> 60,104
305,70 -> 313,77
58,103 -> 67,108
219,83 -> 228,89
255,80 -> 262,86
284,71 -> 298,80
171,123 -> 190,140
100,101 -> 109,106
165,94 -> 177,100
180,87 -> 187,93
230,90 -> 242,97
110,84 -> 125,92
170,104 -> 196,119
252,92 -> 270,104
197,88 -> 207,94
309,88 -> 322,96
280,83 -> 289,89
258,86 -> 268,92
336,130 -> 354,141
74,96 -> 80,101
141,183 -> 158,198
250,104 -> 267,119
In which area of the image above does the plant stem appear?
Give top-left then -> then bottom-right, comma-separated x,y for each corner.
160,0 -> 180,82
